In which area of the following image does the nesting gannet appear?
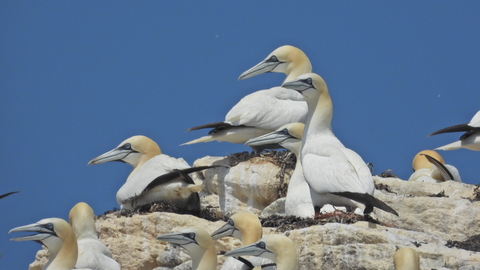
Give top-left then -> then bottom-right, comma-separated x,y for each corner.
69,202 -> 120,270
408,150 -> 461,183
182,45 -> 311,146
224,235 -> 299,270
211,212 -> 274,270
157,227 -> 217,270
394,247 -> 420,270
281,73 -> 398,216
88,135 -> 224,213
429,110 -> 480,151
246,123 -> 360,217
10,218 -> 79,270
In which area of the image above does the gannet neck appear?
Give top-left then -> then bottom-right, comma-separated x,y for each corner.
52,220 -> 78,270
69,202 -> 98,240
305,88 -> 333,137
233,212 -> 262,246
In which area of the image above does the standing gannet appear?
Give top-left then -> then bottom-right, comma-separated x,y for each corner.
157,227 -> 217,270
88,135 -> 223,214
408,150 -> 462,183
394,247 -> 420,270
69,202 -> 120,270
10,218 -> 79,270
246,123 -> 360,218
224,235 -> 299,270
182,45 -> 311,146
281,73 -> 398,216
429,110 -> 480,151
211,212 -> 274,270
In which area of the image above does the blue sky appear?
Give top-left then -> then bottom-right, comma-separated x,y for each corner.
1,1 -> 480,269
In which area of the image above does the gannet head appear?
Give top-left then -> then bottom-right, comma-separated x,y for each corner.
88,135 -> 161,168
224,234 -> 299,268
69,202 -> 97,240
282,73 -> 328,101
245,123 -> 304,154
394,247 -> 420,270
211,211 -> 262,245
239,45 -> 312,82
10,218 -> 78,267
157,227 -> 217,269
412,150 -> 445,171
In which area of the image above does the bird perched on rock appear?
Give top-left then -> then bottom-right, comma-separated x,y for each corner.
246,123 -> 362,217
408,150 -> 461,183
281,73 -> 398,216
89,135 -> 225,214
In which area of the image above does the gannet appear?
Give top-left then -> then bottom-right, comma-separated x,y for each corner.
408,150 -> 462,183
281,73 -> 398,216
157,227 -> 217,270
10,218 -> 79,270
394,247 -> 420,270
246,123 -> 360,217
429,110 -> 480,151
224,235 -> 299,270
69,202 -> 120,270
182,45 -> 311,146
88,135 -> 224,213
211,212 -> 274,270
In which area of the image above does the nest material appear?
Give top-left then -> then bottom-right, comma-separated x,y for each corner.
446,234 -> 480,252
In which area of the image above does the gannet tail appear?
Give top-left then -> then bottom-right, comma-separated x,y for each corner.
331,192 -> 399,216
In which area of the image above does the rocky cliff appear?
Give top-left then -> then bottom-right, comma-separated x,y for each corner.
28,152 -> 480,269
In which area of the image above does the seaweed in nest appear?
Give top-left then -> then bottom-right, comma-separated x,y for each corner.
446,234 -> 480,252
429,190 -> 447,197
473,184 -> 480,201
375,183 -> 395,194
377,169 -> 398,178
260,210 -> 382,233
97,202 -> 225,222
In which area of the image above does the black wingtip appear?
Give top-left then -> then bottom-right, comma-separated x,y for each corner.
0,191 -> 20,200
331,192 -> 399,216
428,123 -> 471,137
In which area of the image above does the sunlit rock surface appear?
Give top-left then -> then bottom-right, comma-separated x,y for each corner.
29,154 -> 480,270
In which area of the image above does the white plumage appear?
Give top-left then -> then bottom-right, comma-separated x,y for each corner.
182,45 -> 311,146
430,110 -> 480,151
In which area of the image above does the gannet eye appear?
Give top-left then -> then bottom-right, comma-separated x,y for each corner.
122,143 -> 132,150
267,55 -> 278,62
228,219 -> 234,226
45,223 -> 54,231
257,241 -> 266,249
189,233 -> 195,239
306,78 -> 312,84
280,129 -> 289,135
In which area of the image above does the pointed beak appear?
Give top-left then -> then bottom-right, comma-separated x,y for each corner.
156,233 -> 194,246
238,60 -> 281,81
210,222 -> 236,240
9,223 -> 55,242
245,131 -> 291,148
88,147 -> 132,165
224,241 -> 271,257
